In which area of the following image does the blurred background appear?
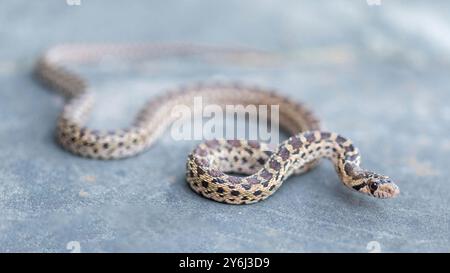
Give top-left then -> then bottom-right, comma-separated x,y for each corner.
0,0 -> 449,252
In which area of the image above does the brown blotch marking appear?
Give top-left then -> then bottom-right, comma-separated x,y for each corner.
201,181 -> 209,188
227,140 -> 241,147
241,184 -> 251,190
257,157 -> 266,165
247,177 -> 260,185
345,145 -> 355,153
347,154 -> 359,161
336,135 -> 346,144
216,187 -> 225,193
209,169 -> 223,177
244,147 -> 254,155
260,170 -> 273,180
195,148 -> 208,157
352,183 -> 366,191
231,190 -> 240,196
353,172 -> 365,180
321,132 -> 331,139
197,166 -> 205,176
269,185 -> 276,191
279,147 -> 290,161
214,178 -> 226,184
228,176 -> 241,184
205,139 -> 220,148
248,140 -> 260,149
195,157 -> 210,168
304,132 -> 315,142
253,190 -> 262,196
269,159 -> 281,171
344,163 -> 354,176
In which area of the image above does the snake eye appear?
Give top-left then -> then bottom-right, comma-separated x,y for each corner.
369,181 -> 379,191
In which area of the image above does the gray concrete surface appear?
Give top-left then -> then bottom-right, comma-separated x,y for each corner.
0,0 -> 449,252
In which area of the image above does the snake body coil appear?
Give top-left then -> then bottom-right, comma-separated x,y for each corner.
35,44 -> 400,204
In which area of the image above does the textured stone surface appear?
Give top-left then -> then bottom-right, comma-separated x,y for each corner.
0,0 -> 449,252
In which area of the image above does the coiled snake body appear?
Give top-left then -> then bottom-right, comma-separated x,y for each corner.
35,44 -> 400,204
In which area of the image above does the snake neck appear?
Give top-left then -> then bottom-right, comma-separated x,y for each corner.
277,131 -> 399,198
276,131 -> 360,178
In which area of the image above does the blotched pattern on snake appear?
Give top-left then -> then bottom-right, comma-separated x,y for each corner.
35,43 -> 400,204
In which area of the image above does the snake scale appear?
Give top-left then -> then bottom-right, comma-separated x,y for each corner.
35,43 -> 400,204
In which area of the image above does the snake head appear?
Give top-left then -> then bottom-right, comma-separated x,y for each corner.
356,175 -> 400,199
353,171 -> 400,199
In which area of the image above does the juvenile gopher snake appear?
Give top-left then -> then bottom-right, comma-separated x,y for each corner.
35,43 -> 400,204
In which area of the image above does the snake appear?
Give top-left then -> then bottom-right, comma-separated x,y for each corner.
35,43 -> 400,204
